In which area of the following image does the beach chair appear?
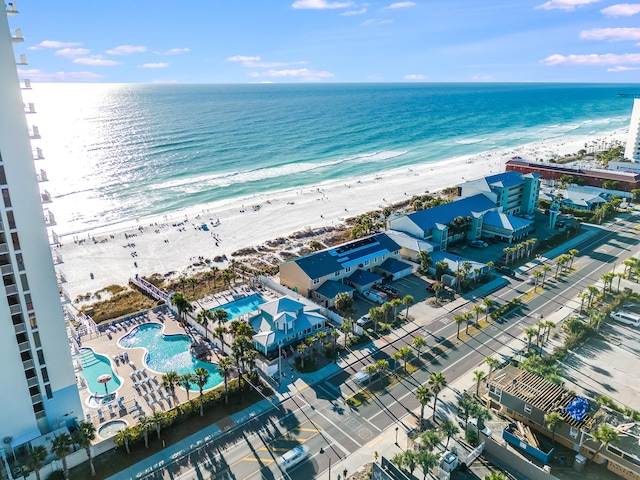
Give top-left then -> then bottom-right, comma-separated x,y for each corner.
147,398 -> 154,406
97,409 -> 104,421
141,368 -> 147,376
85,413 -> 92,422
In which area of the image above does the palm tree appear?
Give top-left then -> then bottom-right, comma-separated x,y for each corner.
464,311 -> 473,334
472,305 -> 483,327
162,370 -> 180,401
369,306 -> 384,333
473,369 -> 486,397
433,283 -> 443,303
364,364 -> 378,387
396,346 -> 413,373
568,249 -> 579,268
171,292 -> 193,324
391,350 -> 403,374
541,264 -> 551,287
544,320 -> 555,341
412,336 -> 428,361
210,265 -> 219,287
454,314 -> 465,339
416,386 -> 433,429
439,419 -> 459,448
72,421 -> 97,476
381,301 -> 393,325
375,359 -> 389,385
587,285 -> 599,307
151,411 -> 167,440
187,277 -> 198,296
26,445 -> 47,480
316,330 -> 327,356
416,450 -> 440,480
484,357 -> 500,383
341,318 -> 353,347
591,424 -> 620,460
179,373 -> 194,401
472,406 -> 492,437
212,325 -> 227,350
391,298 -> 403,323
218,357 -> 233,404
137,415 -> 153,448
196,308 -> 213,340
330,329 -> 340,360
601,273 -> 614,294
418,430 -> 441,451
403,295 -> 415,320
457,394 -> 475,429
194,367 -> 210,416
428,372 -> 447,419
544,411 -> 563,444
536,320 -> 546,347
50,433 -> 72,480
114,427 -> 135,454
297,344 -> 308,369
532,270 -> 543,290
483,297 -> 494,322
524,327 -> 537,350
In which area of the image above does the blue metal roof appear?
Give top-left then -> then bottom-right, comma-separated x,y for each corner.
404,194 -> 496,231
314,280 -> 354,299
348,269 -> 383,286
378,258 -> 412,274
290,233 -> 401,279
485,171 -> 525,188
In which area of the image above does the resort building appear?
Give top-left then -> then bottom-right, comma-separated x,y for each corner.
249,296 -> 328,356
487,365 -> 640,480
388,170 -> 540,247
539,185 -> 610,212
278,233 -> 414,302
506,157 -> 640,192
624,97 -> 640,162
0,5 -> 82,456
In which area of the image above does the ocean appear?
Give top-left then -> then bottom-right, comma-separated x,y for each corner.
30,83 -> 634,236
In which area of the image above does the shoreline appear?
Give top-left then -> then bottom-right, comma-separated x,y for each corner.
58,128 -> 627,301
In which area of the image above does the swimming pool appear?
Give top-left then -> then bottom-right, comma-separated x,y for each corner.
75,348 -> 121,394
119,323 -> 222,390
213,294 -> 265,320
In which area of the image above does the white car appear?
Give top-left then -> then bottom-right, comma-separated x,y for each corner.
610,311 -> 640,327
276,445 -> 310,470
353,365 -> 376,384
363,289 -> 386,304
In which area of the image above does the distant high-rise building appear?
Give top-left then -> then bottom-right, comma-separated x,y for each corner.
625,98 -> 640,162
1,4 -> 82,452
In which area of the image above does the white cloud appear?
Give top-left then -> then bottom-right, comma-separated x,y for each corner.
73,56 -> 121,66
248,68 -> 334,81
471,75 -> 493,81
403,74 -> 427,80
292,0 -> 352,9
106,45 -> 147,55
227,55 -> 262,63
384,2 -> 417,9
139,62 -> 170,69
341,7 -> 367,15
54,48 -> 90,57
541,52 -> 640,65
362,18 -> 393,25
580,27 -> 640,42
17,68 -> 104,82
607,65 -> 640,71
535,0 -> 600,11
601,3 -> 640,16
29,40 -> 82,50
153,48 -> 190,55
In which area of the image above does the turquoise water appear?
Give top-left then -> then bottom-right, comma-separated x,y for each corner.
32,83 -> 635,236
76,348 -> 121,394
118,323 -> 222,390
213,294 -> 265,320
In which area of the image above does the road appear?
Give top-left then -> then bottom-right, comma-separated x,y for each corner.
145,215 -> 640,480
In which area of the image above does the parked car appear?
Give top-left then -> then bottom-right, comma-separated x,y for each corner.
425,281 -> 443,294
356,314 -> 373,329
353,365 -> 377,384
363,289 -> 387,304
496,265 -> 516,277
276,445 -> 311,470
610,311 -> 640,327
470,240 -> 488,248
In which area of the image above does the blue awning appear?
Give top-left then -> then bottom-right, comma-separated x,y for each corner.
11,429 -> 41,449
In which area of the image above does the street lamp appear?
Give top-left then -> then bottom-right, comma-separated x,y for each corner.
278,341 -> 283,383
320,447 -> 331,480
395,426 -> 399,445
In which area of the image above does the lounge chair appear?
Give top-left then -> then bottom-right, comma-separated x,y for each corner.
97,409 -> 104,421
85,413 -> 92,422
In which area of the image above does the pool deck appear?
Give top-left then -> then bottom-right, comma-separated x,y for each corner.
79,310 -> 208,433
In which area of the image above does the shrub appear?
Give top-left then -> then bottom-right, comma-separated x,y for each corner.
465,428 -> 478,445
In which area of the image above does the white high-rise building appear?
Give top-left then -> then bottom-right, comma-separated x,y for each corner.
1,4 -> 82,453
625,98 -> 640,162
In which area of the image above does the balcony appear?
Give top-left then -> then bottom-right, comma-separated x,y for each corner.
27,376 -> 39,388
28,126 -> 40,140
18,340 -> 30,353
1,264 -> 12,275
49,230 -> 60,246
22,79 -> 31,90
56,269 -> 67,284
36,169 -> 48,182
59,286 -> 71,305
33,147 -> 44,160
44,209 -> 56,226
5,284 -> 18,295
16,53 -> 27,65
40,189 -> 51,203
10,304 -> 21,315
11,28 -> 23,44
51,248 -> 63,264
14,323 -> 26,335
24,102 -> 36,114
6,2 -> 18,15
23,359 -> 35,370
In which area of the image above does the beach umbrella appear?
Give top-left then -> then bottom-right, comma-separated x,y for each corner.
97,374 -> 112,394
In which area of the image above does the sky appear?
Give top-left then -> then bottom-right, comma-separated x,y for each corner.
8,0 -> 640,83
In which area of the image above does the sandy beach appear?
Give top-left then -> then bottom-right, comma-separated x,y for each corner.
58,129 -> 627,302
